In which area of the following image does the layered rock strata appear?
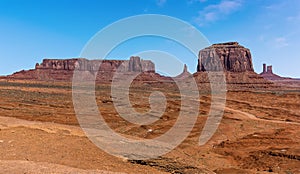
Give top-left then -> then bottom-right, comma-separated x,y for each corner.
195,42 -> 273,90
7,56 -> 155,82
197,42 -> 254,72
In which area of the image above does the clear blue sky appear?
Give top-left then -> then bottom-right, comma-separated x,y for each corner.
1,0 -> 299,77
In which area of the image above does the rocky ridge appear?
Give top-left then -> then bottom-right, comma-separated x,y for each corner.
2,42 -> 290,90
6,56 -> 156,82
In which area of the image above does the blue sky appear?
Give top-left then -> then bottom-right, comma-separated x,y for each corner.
0,0 -> 299,77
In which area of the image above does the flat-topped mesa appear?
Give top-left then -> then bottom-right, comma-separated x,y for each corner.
7,56 -> 156,81
35,56 -> 155,72
197,42 -> 254,72
212,42 -> 240,47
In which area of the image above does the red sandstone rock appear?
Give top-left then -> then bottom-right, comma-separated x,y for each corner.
129,56 -> 142,72
7,57 -> 155,82
260,64 -> 287,81
35,57 -> 155,73
259,64 -> 300,88
175,64 -> 192,79
198,42 -> 254,72
195,42 -> 273,89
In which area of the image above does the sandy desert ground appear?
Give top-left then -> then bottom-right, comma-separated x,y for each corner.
0,79 -> 299,173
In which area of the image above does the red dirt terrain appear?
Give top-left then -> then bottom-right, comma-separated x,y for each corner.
0,78 -> 299,174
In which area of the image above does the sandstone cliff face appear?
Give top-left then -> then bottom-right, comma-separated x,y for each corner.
197,42 -> 254,72
129,56 -> 142,72
8,57 -> 155,81
194,42 -> 274,90
35,57 -> 154,72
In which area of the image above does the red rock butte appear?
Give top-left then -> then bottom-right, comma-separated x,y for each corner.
197,42 -> 253,72
5,41 -> 297,89
194,42 -> 272,89
6,56 -> 156,82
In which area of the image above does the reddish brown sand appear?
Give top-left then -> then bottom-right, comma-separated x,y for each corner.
0,79 -> 299,173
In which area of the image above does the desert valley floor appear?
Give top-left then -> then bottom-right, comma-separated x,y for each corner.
0,79 -> 299,174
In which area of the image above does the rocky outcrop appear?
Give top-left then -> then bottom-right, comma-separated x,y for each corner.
197,42 -> 254,72
259,64 -> 300,88
193,71 -> 274,91
174,64 -> 192,79
260,64 -> 287,81
35,57 -> 155,72
129,56 -> 142,72
7,57 -> 155,81
194,42 -> 274,90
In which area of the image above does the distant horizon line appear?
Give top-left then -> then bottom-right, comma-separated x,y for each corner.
0,57 -> 298,79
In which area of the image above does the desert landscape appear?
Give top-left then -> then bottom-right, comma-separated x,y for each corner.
0,42 -> 299,173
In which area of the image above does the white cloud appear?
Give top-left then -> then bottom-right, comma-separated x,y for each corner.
287,13 -> 300,23
156,0 -> 167,7
204,12 -> 217,21
188,0 -> 207,4
194,0 -> 242,26
265,3 -> 285,10
181,26 -> 200,38
274,37 -> 289,48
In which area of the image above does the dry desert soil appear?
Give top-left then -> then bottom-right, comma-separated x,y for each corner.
0,79 -> 299,174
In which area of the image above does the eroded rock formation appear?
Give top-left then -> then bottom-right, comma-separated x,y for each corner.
194,42 -> 274,90
260,64 -> 281,80
7,56 -> 155,81
175,64 -> 192,79
260,64 -> 287,81
259,64 -> 300,88
35,57 -> 155,72
197,42 -> 254,72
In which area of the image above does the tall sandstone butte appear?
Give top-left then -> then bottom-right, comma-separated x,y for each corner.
197,42 -> 254,72
194,42 -> 273,90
